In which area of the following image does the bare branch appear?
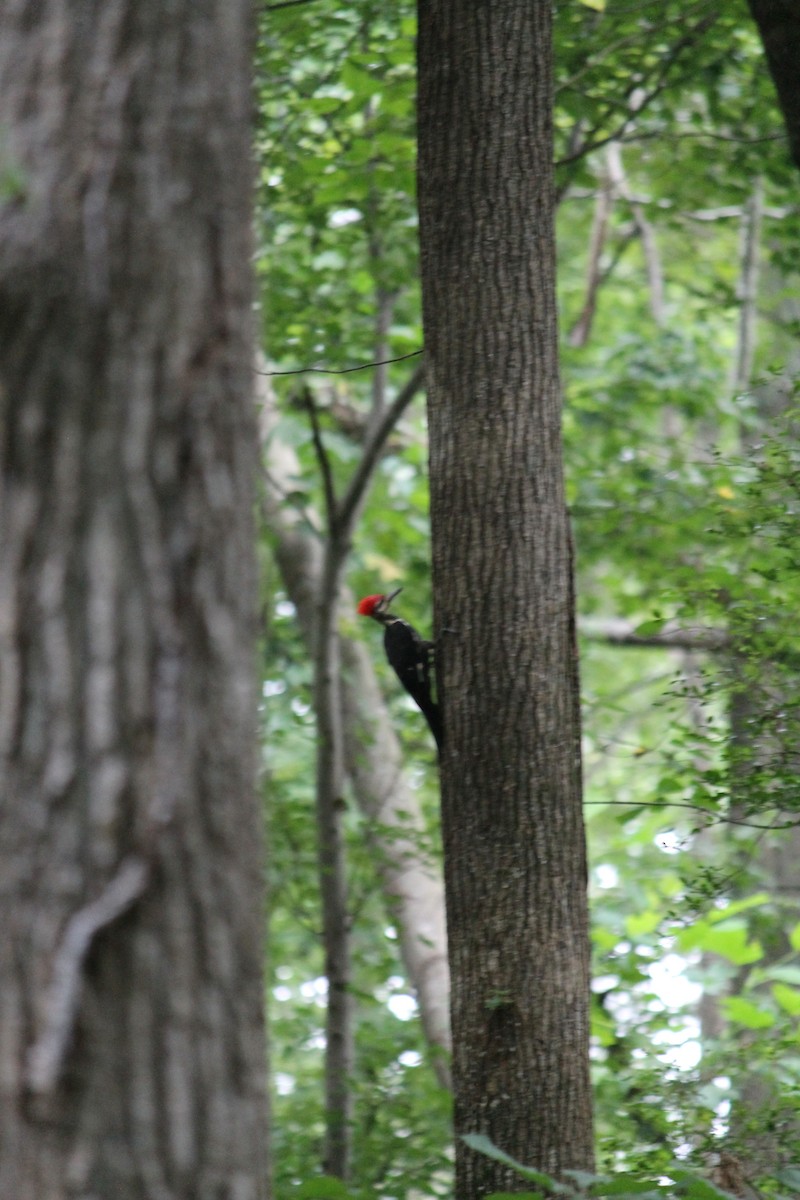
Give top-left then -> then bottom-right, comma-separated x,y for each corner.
556,119 -> 588,204
556,11 -> 721,169
369,288 -> 396,426
586,798 -> 800,832
581,618 -> 730,653
336,361 -> 426,539
562,187 -> 788,222
606,141 -> 665,324
258,364 -> 451,1087
256,349 -> 423,378
567,167 -> 614,347
305,390 -> 338,532
731,178 -> 763,402
297,356 -> 427,1171
556,1 -> 718,98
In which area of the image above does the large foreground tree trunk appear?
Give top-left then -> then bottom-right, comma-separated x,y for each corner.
0,4 -> 269,1198
417,0 -> 594,1193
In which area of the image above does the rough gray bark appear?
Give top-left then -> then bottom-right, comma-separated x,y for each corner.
0,4 -> 269,1198
417,0 -> 594,1192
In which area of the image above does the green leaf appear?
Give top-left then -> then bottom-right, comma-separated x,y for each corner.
632,618 -> 667,637
0,162 -> 26,200
772,982 -> 800,1016
789,922 -> 800,953
626,910 -> 661,936
677,922 -> 762,965
589,1176 -> 667,1197
777,1166 -> 800,1192
564,1169 -> 602,1190
706,928 -> 763,965
669,1167 -> 739,1200
488,1193 -> 545,1200
706,893 -> 769,923
765,965 -> 800,986
720,996 -> 774,1030
462,1134 -> 569,1192
295,1177 -> 353,1199
593,927 -> 620,952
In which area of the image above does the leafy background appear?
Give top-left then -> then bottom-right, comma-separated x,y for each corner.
256,1 -> 800,1195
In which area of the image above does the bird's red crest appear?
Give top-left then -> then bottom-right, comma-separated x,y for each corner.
357,594 -> 384,617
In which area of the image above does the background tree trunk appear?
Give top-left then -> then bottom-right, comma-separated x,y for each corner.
417,0 -> 594,1192
747,0 -> 800,172
0,3 -> 269,1198
259,382 -> 452,1084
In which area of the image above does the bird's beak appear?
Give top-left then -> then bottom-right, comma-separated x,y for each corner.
385,586 -> 403,605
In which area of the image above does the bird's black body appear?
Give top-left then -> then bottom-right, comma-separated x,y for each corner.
359,589 -> 442,750
382,616 -> 442,750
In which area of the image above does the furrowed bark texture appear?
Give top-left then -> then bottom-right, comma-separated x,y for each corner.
418,0 -> 594,1192
0,4 -> 268,1198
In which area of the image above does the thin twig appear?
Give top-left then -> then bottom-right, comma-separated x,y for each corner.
731,178 -> 763,403
581,621 -> 730,653
555,0 -> 716,95
567,166 -> 613,346
305,391 -> 338,531
606,142 -> 665,324
557,12 -> 720,168
369,288 -> 396,425
585,798 -> 799,831
336,361 -> 425,539
256,349 -> 423,378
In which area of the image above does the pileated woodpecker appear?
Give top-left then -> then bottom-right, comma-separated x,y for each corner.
357,587 -> 442,750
